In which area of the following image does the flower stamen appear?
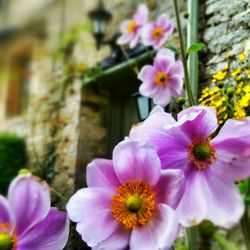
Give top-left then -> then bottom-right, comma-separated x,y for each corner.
111,181 -> 155,229
188,139 -> 216,171
154,71 -> 169,87
152,27 -> 164,40
127,21 -> 137,34
0,224 -> 17,250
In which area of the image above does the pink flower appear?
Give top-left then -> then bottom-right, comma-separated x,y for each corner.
130,105 -> 250,228
117,4 -> 148,48
141,14 -> 174,49
138,49 -> 184,106
67,140 -> 184,250
0,174 -> 69,250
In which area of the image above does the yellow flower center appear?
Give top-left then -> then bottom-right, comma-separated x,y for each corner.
152,27 -> 164,40
154,71 -> 169,87
111,181 -> 155,229
127,21 -> 137,34
0,224 -> 17,250
188,139 -> 217,171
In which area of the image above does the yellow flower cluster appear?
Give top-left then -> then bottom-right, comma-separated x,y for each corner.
199,50 -> 250,124
234,85 -> 250,119
231,68 -> 241,77
199,87 -> 228,124
239,52 -> 246,61
212,70 -> 227,82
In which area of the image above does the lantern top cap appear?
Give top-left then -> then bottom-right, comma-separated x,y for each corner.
88,0 -> 112,21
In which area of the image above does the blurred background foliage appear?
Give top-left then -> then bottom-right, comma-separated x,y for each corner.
0,133 -> 27,194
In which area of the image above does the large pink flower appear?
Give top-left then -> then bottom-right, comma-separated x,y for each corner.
0,174 -> 69,250
130,105 -> 250,228
141,14 -> 174,49
138,49 -> 184,106
67,140 -> 184,250
117,4 -> 148,48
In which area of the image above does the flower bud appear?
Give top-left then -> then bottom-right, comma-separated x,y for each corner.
226,88 -> 235,97
199,220 -> 215,238
217,82 -> 225,88
183,12 -> 189,19
18,168 -> 30,175
177,97 -> 186,106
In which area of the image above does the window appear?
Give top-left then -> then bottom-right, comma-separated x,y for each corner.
6,51 -> 31,117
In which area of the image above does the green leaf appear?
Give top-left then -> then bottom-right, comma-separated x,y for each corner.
165,44 -> 181,56
187,43 -> 205,55
214,231 -> 238,250
238,180 -> 248,194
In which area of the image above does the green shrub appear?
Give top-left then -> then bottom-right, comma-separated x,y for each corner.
0,133 -> 27,194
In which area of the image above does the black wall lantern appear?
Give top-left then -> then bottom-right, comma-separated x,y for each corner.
132,92 -> 153,121
88,0 -> 112,50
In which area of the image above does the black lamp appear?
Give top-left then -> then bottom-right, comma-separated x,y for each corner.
88,0 -> 112,50
132,92 -> 153,121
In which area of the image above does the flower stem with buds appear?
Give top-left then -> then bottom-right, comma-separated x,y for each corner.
172,0 -> 196,107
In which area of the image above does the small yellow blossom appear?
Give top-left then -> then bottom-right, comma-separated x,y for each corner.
231,68 -> 241,77
239,52 -> 246,61
235,75 -> 242,81
223,64 -> 229,70
212,70 -> 227,81
245,69 -> 250,78
199,86 -> 229,124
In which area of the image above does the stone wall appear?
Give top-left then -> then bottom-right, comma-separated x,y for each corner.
201,0 -> 250,82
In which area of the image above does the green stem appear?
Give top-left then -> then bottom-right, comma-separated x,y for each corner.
187,0 -> 198,101
240,178 -> 250,250
172,0 -> 196,106
241,212 -> 250,250
214,231 -> 238,250
120,46 -> 139,75
185,228 -> 198,250
50,187 -> 68,203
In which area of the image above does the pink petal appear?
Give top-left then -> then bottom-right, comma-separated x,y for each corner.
203,169 -> 244,228
0,196 -> 13,225
139,81 -> 159,98
177,170 -> 244,228
212,118 -> 250,152
130,204 -> 178,250
8,174 -> 50,235
153,86 -> 172,106
117,33 -> 133,45
138,65 -> 156,82
169,60 -> 184,78
130,106 -> 175,142
211,118 -> 250,180
66,187 -> 118,247
141,23 -> 154,40
156,48 -> 175,61
176,105 -> 218,140
113,140 -> 161,185
211,148 -> 250,181
129,32 -> 140,48
158,126 -> 190,171
154,169 -> 185,209
130,107 -> 189,171
154,50 -> 175,73
169,75 -> 184,97
133,4 -> 148,26
176,171 -> 207,227
152,33 -> 169,49
18,208 -> 69,250
86,159 -> 120,191
120,20 -> 131,33
66,187 -> 112,222
93,224 -> 130,250
156,14 -> 172,29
